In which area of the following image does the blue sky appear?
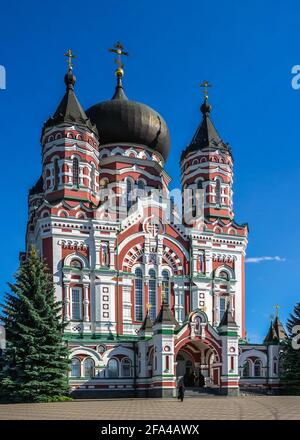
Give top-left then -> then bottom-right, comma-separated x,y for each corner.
0,0 -> 299,342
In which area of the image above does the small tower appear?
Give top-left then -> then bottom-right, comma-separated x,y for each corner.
137,310 -> 153,383
180,86 -> 234,224
264,307 -> 287,392
151,301 -> 178,397
218,303 -> 240,395
40,51 -> 99,207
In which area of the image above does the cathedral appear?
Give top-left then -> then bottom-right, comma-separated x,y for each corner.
25,45 -> 286,397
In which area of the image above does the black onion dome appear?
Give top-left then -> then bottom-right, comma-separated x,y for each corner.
86,79 -> 170,161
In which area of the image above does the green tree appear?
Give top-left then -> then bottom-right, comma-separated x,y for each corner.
0,247 -> 70,402
280,302 -> 300,395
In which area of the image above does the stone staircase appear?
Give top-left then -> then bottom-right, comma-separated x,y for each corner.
182,387 -> 218,397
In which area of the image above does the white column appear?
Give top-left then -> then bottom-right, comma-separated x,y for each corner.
95,242 -> 101,269
64,283 -> 70,322
109,241 -> 115,269
83,284 -> 90,321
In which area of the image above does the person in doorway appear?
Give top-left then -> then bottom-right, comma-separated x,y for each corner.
177,376 -> 185,402
199,373 -> 205,388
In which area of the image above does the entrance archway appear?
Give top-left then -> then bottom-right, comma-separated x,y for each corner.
175,339 -> 221,390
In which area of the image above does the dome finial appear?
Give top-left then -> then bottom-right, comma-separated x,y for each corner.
108,41 -> 129,80
64,49 -> 77,89
200,80 -> 212,114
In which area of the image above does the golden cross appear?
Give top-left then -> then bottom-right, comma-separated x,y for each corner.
275,304 -> 280,318
64,49 -> 76,70
108,41 -> 129,76
146,303 -> 153,313
200,80 -> 212,100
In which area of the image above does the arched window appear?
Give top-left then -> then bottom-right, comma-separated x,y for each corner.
254,359 -> 262,377
54,158 -> 59,189
137,180 -> 145,198
73,157 -> 79,187
83,358 -> 95,378
219,270 -> 229,281
243,360 -> 251,377
71,288 -> 81,320
137,180 -> 145,190
134,268 -> 143,321
70,260 -> 82,270
199,253 -> 205,273
71,358 -> 81,377
126,179 -> 133,209
197,180 -> 203,189
91,164 -> 95,192
107,358 -> 119,378
219,297 -> 226,321
148,269 -> 157,321
273,357 -> 278,375
195,315 -> 202,332
99,178 -> 109,189
121,358 -> 132,377
215,179 -> 221,205
162,270 -> 170,305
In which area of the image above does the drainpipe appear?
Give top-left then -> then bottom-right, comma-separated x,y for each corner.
189,236 -> 193,313
115,227 -> 120,338
133,341 -> 137,397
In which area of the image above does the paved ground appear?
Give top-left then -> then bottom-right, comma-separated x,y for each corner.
0,396 -> 300,420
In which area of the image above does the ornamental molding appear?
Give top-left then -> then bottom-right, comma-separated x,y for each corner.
58,239 -> 88,250
212,253 -> 237,262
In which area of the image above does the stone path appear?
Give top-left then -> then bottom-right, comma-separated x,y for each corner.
0,396 -> 300,420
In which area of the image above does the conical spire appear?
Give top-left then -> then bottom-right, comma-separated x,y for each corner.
219,302 -> 238,328
264,316 -> 287,344
181,95 -> 231,160
43,53 -> 97,135
139,309 -> 153,332
154,300 -> 179,327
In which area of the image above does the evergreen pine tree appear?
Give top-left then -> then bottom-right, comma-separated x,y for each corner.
0,247 -> 70,402
280,302 -> 300,394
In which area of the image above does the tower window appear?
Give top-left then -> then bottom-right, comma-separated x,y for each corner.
126,179 -> 133,209
219,297 -> 226,321
71,288 -> 81,320
54,158 -> 59,189
215,179 -> 221,205
162,270 -> 170,305
73,158 -> 79,187
134,268 -> 143,321
148,269 -> 157,321
91,164 -> 95,192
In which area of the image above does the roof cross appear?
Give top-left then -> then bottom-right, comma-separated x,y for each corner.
64,49 -> 76,70
109,41 -> 129,78
275,304 -> 280,318
200,80 -> 212,100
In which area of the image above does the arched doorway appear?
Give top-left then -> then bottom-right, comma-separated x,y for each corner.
175,340 -> 221,390
176,352 -> 195,386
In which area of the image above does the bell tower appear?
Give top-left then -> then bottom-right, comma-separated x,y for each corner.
180,83 -> 248,337
40,50 -> 99,207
